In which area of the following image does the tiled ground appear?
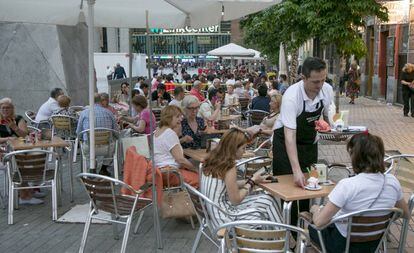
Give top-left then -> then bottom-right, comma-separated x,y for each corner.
0,97 -> 413,252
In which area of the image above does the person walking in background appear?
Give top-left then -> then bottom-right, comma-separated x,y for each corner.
346,62 -> 360,104
401,63 -> 414,117
113,63 -> 127,79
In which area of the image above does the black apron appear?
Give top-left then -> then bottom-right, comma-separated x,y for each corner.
272,100 -> 324,175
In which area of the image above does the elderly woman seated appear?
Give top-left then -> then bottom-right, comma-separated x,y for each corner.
308,133 -> 410,253
0,98 -> 44,205
120,95 -> 156,135
154,105 -> 199,188
180,95 -> 207,149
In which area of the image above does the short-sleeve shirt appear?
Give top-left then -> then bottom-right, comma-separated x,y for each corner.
181,117 -> 206,149
190,88 -> 205,102
251,96 -> 270,112
154,128 -> 181,168
198,100 -> 213,120
139,108 -> 156,135
274,80 -> 333,130
35,97 -> 61,121
328,173 -> 403,237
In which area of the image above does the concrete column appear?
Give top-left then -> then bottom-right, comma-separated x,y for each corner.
107,27 -> 119,52
119,28 -> 130,53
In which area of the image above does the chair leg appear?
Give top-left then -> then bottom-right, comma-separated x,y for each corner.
191,224 -> 204,253
133,210 -> 145,234
120,216 -> 133,253
79,210 -> 94,253
8,185 -> 13,225
399,217 -> 409,253
112,214 -> 120,240
52,181 -> 57,221
68,146 -> 74,202
190,216 -> 195,229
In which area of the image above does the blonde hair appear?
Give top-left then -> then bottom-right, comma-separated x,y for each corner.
0,97 -> 15,120
203,128 -> 250,179
402,63 -> 414,73
159,105 -> 183,128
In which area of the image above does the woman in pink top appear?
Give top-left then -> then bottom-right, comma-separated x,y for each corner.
121,95 -> 155,134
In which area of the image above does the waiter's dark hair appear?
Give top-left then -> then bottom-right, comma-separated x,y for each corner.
347,133 -> 385,174
50,88 -> 63,99
258,85 -> 268,97
302,57 -> 326,78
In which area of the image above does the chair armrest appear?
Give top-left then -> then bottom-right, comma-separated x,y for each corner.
139,182 -> 152,193
298,211 -> 313,228
227,208 -> 264,218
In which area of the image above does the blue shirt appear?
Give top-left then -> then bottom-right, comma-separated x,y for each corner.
251,96 -> 270,112
76,104 -> 118,138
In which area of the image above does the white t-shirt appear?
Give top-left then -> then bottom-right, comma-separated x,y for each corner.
224,93 -> 239,106
35,97 -> 61,121
154,128 -> 181,169
198,100 -> 213,120
274,80 -> 333,130
169,99 -> 182,109
329,173 -> 403,237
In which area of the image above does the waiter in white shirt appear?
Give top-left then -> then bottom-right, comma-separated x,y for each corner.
272,57 -> 333,223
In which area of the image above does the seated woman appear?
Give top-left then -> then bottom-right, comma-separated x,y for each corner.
121,95 -> 156,135
256,93 -> 282,135
154,105 -> 199,188
180,95 -> 206,149
111,94 -> 129,115
0,98 -> 28,142
201,128 -> 282,229
308,133 -> 410,253
0,98 -> 42,205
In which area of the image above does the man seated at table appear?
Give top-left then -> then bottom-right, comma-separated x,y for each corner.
151,83 -> 171,106
190,80 -> 205,102
35,88 -> 64,122
208,78 -> 221,93
251,85 -> 270,112
169,86 -> 185,109
198,88 -> 223,123
76,94 -> 118,176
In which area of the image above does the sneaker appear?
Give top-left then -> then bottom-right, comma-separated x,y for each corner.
19,197 -> 44,205
33,191 -> 47,198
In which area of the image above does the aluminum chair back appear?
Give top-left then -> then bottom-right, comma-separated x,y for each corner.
246,110 -> 270,126
216,220 -> 309,253
3,150 -> 58,185
24,110 -> 36,124
238,97 -> 250,112
314,208 -> 402,253
77,173 -> 152,253
78,173 -> 146,218
50,115 -> 78,140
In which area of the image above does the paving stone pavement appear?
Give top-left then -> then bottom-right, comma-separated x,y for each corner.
0,96 -> 413,252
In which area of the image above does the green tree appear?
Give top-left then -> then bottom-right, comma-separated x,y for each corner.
241,0 -> 388,80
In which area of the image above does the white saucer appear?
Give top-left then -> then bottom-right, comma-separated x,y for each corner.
305,185 -> 322,191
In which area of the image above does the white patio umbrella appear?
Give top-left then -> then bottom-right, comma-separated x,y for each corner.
278,42 -> 288,75
0,0 -> 281,249
208,43 -> 255,68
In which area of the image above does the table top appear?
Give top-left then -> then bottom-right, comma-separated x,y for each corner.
218,114 -> 241,121
9,136 -> 69,150
259,174 -> 335,202
184,148 -> 255,162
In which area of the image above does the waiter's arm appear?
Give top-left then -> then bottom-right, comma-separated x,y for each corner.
284,127 -> 306,188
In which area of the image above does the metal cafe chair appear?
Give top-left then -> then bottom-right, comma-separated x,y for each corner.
216,220 -> 309,253
398,193 -> 414,253
184,183 -> 266,253
3,150 -> 60,224
77,173 -> 152,253
245,109 -> 270,126
76,128 -> 121,179
50,114 -> 78,202
383,154 -> 414,252
298,208 -> 403,253
24,110 -> 50,129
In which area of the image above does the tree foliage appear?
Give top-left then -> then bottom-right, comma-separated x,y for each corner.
241,0 -> 388,63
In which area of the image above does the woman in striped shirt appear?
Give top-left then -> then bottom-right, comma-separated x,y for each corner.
201,128 -> 282,229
